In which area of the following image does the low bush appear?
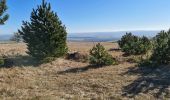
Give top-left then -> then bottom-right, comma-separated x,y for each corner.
0,58 -> 4,67
150,30 -> 170,65
0,56 -> 14,68
118,33 -> 152,55
138,59 -> 155,68
89,43 -> 117,67
138,30 -> 170,67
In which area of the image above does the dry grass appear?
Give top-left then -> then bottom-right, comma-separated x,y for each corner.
0,42 -> 169,100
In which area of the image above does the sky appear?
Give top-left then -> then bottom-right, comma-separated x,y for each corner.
1,0 -> 170,35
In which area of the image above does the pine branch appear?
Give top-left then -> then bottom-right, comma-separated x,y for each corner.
0,0 -> 9,25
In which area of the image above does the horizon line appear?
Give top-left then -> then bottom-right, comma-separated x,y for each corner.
0,29 -> 168,35
69,29 -> 164,34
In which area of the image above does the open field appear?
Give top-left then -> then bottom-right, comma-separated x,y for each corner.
0,42 -> 169,100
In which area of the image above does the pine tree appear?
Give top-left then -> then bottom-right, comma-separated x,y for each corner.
89,43 -> 116,67
151,30 -> 170,64
18,0 -> 68,61
118,33 -> 151,55
0,0 -> 9,25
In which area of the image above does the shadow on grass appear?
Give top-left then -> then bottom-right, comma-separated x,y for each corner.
2,55 -> 40,68
122,65 -> 170,98
108,48 -> 121,52
13,56 -> 40,67
58,65 -> 99,74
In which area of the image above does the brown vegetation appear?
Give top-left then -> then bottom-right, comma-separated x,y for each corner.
0,42 -> 169,99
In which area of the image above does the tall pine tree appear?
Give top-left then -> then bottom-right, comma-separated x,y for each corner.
0,0 -> 9,25
18,0 -> 68,61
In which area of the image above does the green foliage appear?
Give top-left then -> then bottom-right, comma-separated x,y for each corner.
150,30 -> 170,65
0,57 -> 14,68
0,58 -> 4,67
118,33 -> 152,55
89,43 -> 116,67
41,57 -> 55,63
10,32 -> 22,43
138,59 -> 155,68
18,0 -> 68,61
139,30 -> 170,67
126,56 -> 143,63
0,0 -> 9,25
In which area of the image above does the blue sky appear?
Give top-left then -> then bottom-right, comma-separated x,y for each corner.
1,0 -> 170,35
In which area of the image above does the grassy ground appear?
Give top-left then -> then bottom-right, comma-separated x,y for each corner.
0,42 -> 169,100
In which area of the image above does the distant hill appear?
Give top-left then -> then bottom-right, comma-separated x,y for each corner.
0,34 -> 12,41
68,30 -> 160,42
0,30 -> 160,42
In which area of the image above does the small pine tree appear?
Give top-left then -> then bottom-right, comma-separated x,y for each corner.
118,33 -> 151,55
136,36 -> 152,54
118,33 -> 139,55
18,0 -> 68,61
139,30 -> 170,67
0,0 -> 9,25
118,33 -> 138,49
89,43 -> 116,67
151,30 -> 170,64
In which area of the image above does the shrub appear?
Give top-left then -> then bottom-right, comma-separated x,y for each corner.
138,30 -> 170,67
139,36 -> 152,53
0,57 -> 14,68
0,58 -> 4,67
138,58 -> 155,68
89,43 -> 116,67
0,0 -> 9,25
118,33 -> 151,55
18,0 -> 68,62
118,33 -> 138,49
3,57 -> 14,67
150,30 -> 170,65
